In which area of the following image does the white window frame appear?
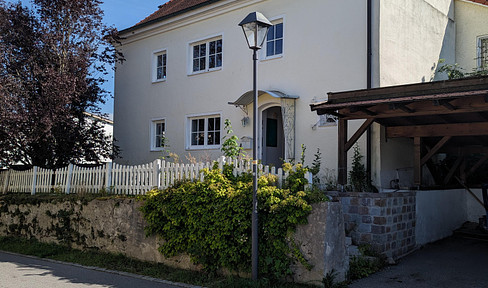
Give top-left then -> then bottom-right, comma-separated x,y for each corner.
152,49 -> 167,83
186,112 -> 222,150
150,118 -> 166,151
477,35 -> 488,70
263,17 -> 284,60
188,34 -> 223,75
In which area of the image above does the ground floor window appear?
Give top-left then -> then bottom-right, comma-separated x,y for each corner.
151,119 -> 165,150
187,114 -> 221,149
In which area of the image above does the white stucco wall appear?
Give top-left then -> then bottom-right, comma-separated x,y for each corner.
455,0 -> 488,71
466,189 -> 487,223
371,0 -> 455,190
114,0 -> 368,171
416,189 -> 466,246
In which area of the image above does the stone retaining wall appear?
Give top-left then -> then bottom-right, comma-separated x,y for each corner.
0,197 -> 347,285
328,191 -> 416,260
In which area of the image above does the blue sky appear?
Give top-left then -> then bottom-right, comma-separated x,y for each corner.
6,0 -> 169,117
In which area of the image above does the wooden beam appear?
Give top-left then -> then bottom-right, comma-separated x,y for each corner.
443,156 -> 464,185
414,137 -> 421,186
454,176 -> 485,207
434,99 -> 456,111
338,119 -> 348,186
420,136 -> 451,166
387,122 -> 488,138
345,118 -> 375,152
466,154 -> 488,178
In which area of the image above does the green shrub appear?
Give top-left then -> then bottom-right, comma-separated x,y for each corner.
139,165 -> 316,279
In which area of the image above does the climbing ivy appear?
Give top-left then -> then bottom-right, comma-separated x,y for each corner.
139,165 -> 320,279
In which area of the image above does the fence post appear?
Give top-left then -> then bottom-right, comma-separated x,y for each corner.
31,166 -> 38,195
105,162 -> 113,192
304,171 -> 313,190
153,159 -> 161,189
65,164 -> 74,194
2,170 -> 10,194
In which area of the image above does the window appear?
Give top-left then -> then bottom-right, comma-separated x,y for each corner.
318,114 -> 338,127
191,38 -> 222,73
151,119 -> 165,150
478,36 -> 488,69
188,115 -> 221,149
153,50 -> 167,82
266,21 -> 283,58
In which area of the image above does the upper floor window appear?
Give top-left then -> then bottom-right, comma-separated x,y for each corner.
191,37 -> 222,73
153,50 -> 167,82
478,36 -> 488,70
266,21 -> 283,58
187,114 -> 221,149
151,119 -> 165,150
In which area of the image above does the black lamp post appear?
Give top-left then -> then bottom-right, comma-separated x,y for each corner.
238,11 -> 272,281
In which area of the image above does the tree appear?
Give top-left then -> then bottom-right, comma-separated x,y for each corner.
0,0 -> 122,169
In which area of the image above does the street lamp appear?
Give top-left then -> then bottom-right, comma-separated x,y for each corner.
239,11 -> 272,281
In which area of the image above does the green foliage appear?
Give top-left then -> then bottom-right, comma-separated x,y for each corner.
348,256 -> 385,281
349,144 -> 367,192
220,119 -> 244,159
139,166 -> 314,279
323,270 -> 348,288
437,59 -> 488,80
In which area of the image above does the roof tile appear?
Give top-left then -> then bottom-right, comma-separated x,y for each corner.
137,0 -> 215,26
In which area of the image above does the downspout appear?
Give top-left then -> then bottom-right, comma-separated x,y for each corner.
367,0 -> 373,185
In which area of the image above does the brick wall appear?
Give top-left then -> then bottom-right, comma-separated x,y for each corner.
328,191 -> 416,260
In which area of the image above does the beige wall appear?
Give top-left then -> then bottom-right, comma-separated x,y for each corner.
114,0 -> 368,178
455,0 -> 488,71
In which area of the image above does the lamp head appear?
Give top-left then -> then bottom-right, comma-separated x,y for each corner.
239,12 -> 272,50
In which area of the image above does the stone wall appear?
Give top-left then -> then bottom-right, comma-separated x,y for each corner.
0,197 -> 347,285
328,191 -> 416,260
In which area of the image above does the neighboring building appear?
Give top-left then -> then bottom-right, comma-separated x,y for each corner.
114,0 -> 486,189
83,112 -> 114,164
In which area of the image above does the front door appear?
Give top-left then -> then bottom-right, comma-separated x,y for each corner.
262,106 -> 285,168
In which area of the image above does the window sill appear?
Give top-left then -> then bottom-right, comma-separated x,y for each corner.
152,78 -> 166,84
188,67 -> 222,76
261,54 -> 283,62
186,146 -> 221,151
150,147 -> 165,152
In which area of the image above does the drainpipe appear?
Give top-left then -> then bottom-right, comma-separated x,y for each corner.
367,0 -> 373,185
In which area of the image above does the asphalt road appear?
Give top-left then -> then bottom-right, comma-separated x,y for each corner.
348,236 -> 488,288
0,251 -> 197,288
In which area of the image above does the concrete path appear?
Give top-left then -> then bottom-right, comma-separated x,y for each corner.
348,236 -> 488,288
0,251 -> 198,288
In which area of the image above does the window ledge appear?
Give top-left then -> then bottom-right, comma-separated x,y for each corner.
261,54 -> 283,62
186,146 -> 221,151
188,67 -> 222,76
152,78 -> 167,84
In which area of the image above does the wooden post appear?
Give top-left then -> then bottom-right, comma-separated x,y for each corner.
65,164 -> 74,194
152,159 -> 161,189
414,137 -> 421,187
105,162 -> 113,192
338,119 -> 348,188
31,166 -> 38,195
2,170 -> 10,194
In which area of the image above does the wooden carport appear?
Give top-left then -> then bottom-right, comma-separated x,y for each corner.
310,76 -> 488,189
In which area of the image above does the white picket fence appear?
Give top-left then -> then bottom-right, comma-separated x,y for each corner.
0,157 -> 312,195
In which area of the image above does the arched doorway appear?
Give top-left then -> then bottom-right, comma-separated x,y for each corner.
262,106 -> 284,168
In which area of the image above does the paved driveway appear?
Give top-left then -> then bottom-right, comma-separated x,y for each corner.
0,251 -> 196,288
348,236 -> 488,288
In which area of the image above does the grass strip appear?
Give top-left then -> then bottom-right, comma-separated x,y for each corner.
0,236 -> 317,288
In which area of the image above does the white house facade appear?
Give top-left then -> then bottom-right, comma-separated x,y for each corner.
114,0 -> 486,189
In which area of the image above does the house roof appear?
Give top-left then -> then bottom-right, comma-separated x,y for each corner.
465,0 -> 488,6
121,0 -> 222,33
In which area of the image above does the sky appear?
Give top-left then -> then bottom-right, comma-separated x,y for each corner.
6,0 -> 169,118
